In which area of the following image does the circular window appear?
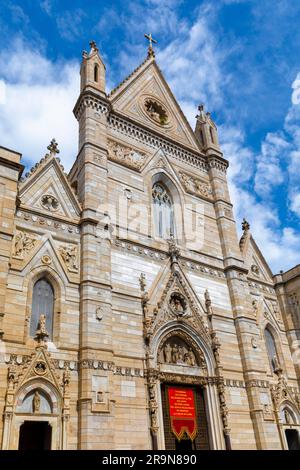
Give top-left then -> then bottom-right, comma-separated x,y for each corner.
143,97 -> 170,126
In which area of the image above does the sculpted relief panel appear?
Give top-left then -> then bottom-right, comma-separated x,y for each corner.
108,140 -> 147,171
158,336 -> 198,367
12,230 -> 38,259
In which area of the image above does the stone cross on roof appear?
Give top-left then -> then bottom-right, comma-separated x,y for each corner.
144,33 -> 157,58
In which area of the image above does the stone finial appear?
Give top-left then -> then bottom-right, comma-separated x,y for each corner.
167,234 -> 180,268
242,218 -> 250,232
47,138 -> 59,156
89,40 -> 98,52
35,314 -> 49,346
139,273 -> 146,292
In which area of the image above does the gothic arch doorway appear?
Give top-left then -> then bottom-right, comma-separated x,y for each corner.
149,328 -> 225,450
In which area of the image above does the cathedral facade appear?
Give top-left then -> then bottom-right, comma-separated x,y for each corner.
0,40 -> 299,450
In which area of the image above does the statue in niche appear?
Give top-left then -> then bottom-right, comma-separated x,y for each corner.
163,343 -> 172,363
284,409 -> 292,425
32,391 -> 41,414
178,345 -> 186,363
185,348 -> 196,366
169,293 -> 186,316
171,344 -> 179,363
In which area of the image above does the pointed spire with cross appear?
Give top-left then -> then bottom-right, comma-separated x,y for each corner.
144,33 -> 157,58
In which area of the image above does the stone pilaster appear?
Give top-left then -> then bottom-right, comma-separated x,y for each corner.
207,151 -> 281,449
0,147 -> 23,338
74,43 -> 115,449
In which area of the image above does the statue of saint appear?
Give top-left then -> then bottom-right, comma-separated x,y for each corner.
178,345 -> 185,363
172,344 -> 179,364
185,348 -> 196,366
163,343 -> 172,363
32,391 -> 41,414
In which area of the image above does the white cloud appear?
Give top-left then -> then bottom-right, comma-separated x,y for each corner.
0,39 -> 79,172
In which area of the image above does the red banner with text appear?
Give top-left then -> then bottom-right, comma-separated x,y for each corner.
168,387 -> 197,441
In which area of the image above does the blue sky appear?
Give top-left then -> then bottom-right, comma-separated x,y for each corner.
0,0 -> 300,273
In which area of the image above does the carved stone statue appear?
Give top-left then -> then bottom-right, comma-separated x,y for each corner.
171,344 -> 179,364
163,343 -> 172,364
185,348 -> 196,366
284,409 -> 292,425
35,314 -> 49,344
178,345 -> 186,363
32,391 -> 41,413
170,293 -> 186,316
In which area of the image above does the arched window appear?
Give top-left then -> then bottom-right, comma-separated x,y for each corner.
152,183 -> 174,239
264,327 -> 278,372
94,64 -> 99,82
30,278 -> 54,339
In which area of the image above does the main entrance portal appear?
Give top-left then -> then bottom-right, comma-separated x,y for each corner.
18,421 -> 52,450
161,384 -> 210,450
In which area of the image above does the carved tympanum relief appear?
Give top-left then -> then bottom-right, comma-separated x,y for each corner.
158,336 -> 198,367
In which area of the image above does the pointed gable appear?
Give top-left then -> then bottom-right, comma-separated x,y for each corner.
243,235 -> 274,283
109,57 -> 200,152
19,155 -> 81,220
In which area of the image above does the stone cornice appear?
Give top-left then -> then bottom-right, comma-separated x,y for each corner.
73,90 -> 111,120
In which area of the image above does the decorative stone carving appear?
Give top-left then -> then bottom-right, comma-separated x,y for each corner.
179,171 -> 213,200
108,140 -> 146,170
32,390 -> 41,413
12,230 -> 37,259
41,255 -> 52,265
95,307 -> 103,322
59,244 -> 78,272
251,264 -> 260,276
169,292 -> 187,317
144,98 -> 168,125
271,371 -> 288,408
41,194 -> 60,212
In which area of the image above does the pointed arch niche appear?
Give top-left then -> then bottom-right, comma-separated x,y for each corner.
23,266 -> 66,346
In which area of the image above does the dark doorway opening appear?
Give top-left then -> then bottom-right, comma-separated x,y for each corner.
285,429 -> 300,450
18,421 -> 52,450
